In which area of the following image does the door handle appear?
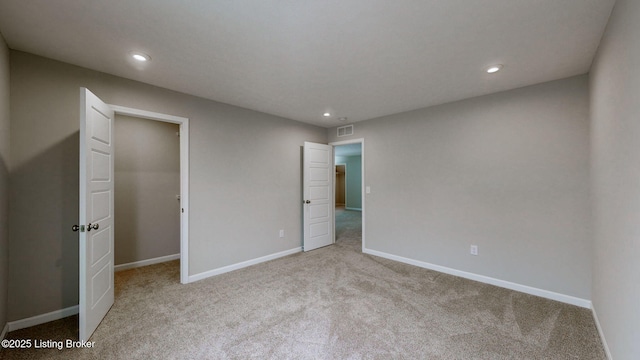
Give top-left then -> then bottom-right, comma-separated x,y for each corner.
72,225 -> 80,232
304,200 -> 311,204
87,223 -> 99,231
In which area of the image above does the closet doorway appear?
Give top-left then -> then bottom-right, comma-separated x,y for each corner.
114,115 -> 181,272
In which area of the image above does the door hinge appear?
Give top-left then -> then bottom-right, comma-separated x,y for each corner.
181,208 -> 184,213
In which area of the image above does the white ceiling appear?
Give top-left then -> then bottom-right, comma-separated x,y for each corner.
0,1 -> 615,128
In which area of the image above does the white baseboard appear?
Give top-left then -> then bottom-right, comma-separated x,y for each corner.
8,305 -> 79,332
188,247 -> 302,283
1,322 -> 8,340
363,248 -> 592,309
115,253 -> 180,272
592,305 -> 613,360
345,207 -> 362,211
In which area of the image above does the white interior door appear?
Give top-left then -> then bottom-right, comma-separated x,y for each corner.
303,142 -> 334,251
79,88 -> 115,341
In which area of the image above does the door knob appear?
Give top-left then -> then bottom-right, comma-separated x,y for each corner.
87,223 -> 99,231
72,225 -> 80,232
304,200 -> 311,204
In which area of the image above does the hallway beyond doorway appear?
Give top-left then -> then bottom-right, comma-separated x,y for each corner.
335,206 -> 362,251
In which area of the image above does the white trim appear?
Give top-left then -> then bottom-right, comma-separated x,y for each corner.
7,305 -> 79,332
345,207 -> 362,211
114,253 -> 180,272
363,248 -> 592,308
1,323 -> 8,340
330,138 -> 365,251
592,305 -> 613,360
109,105 -> 187,124
179,120 -> 189,284
188,247 -> 301,283
110,105 -> 190,285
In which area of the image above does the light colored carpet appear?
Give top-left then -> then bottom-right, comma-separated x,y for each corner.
3,208 -> 605,359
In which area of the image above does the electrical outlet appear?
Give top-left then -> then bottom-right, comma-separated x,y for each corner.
279,229 -> 285,238
470,245 -> 478,256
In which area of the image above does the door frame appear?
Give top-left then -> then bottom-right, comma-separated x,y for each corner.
329,138 -> 365,251
109,105 -> 190,284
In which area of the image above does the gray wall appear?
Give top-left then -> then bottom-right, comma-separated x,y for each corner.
590,0 -> 640,358
0,33 -> 10,332
8,51 -> 326,321
335,154 -> 362,210
328,76 -> 592,300
114,115 -> 180,265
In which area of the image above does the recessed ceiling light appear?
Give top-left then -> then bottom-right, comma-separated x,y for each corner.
131,52 -> 151,62
323,112 -> 331,117
338,117 -> 348,122
486,64 -> 503,74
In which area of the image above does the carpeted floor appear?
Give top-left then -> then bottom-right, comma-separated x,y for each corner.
2,208 -> 605,359
335,206 -> 362,244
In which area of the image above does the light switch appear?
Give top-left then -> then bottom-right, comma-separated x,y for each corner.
366,186 -> 371,194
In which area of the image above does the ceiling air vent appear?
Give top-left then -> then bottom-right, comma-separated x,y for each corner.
337,125 -> 354,137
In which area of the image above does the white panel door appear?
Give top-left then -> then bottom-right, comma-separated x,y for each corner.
303,142 -> 334,251
79,88 -> 115,341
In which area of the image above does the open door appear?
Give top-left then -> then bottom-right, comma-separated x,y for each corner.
303,142 -> 334,251
78,88 -> 115,341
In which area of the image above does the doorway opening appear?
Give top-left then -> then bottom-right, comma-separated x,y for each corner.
330,139 -> 364,252
113,115 -> 180,275
110,105 -> 190,284
79,89 -> 190,341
